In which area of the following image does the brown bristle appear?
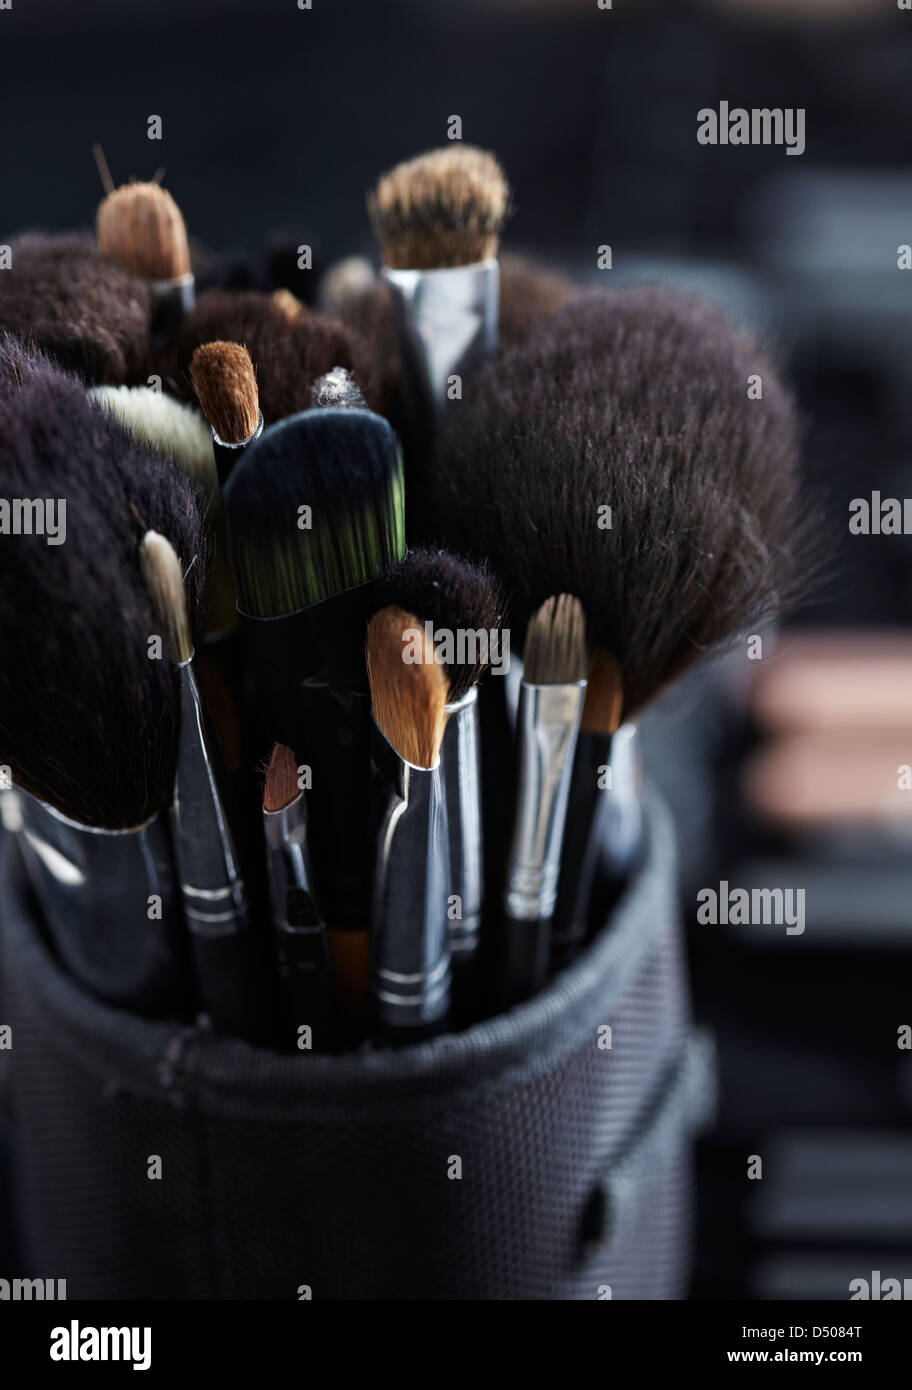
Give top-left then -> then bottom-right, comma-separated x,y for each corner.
263,742 -> 301,813
581,648 -> 623,734
369,145 -> 510,270
97,181 -> 191,281
272,288 -> 304,321
366,606 -> 449,768
189,340 -> 260,444
523,595 -> 588,686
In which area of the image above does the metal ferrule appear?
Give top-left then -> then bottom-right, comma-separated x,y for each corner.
148,272 -> 195,340
369,720 -> 451,1033
263,790 -> 314,925
16,789 -> 182,1012
213,410 -> 264,488
383,258 -> 499,409
172,660 -> 247,937
441,687 -> 483,957
505,680 -> 586,923
601,723 -> 643,879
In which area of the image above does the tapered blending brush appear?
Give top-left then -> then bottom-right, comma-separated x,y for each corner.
502,596 -> 587,1006
140,531 -> 268,1040
262,742 -> 330,1040
368,145 -> 510,476
223,406 -> 406,970
0,232 -> 149,384
366,606 -> 451,1039
164,290 -> 378,421
376,548 -> 503,987
189,340 -> 263,486
0,358 -> 208,1014
97,181 -> 194,341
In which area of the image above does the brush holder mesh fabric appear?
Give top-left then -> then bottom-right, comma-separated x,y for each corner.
0,790 -> 714,1300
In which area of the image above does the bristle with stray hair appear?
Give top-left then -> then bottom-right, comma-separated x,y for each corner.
311,366 -> 366,411
436,285 -> 804,718
97,181 -> 191,281
581,649 -> 623,735
0,233 -> 149,385
367,606 -> 449,767
140,530 -> 193,664
263,742 -> 300,813
522,595 -> 588,686
223,407 -> 405,619
369,145 -> 510,270
162,290 -> 378,421
190,341 -> 260,444
0,360 -> 206,827
376,547 -> 503,703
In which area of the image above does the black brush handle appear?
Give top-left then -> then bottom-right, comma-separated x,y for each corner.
501,915 -> 551,1008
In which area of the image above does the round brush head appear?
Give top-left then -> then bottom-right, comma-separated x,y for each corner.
0,232 -> 150,385
369,145 -> 511,270
435,285 -> 803,718
376,546 -> 503,704
0,361 -> 207,828
97,181 -> 191,282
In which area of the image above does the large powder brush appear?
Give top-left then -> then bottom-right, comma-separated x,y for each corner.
435,285 -> 803,720
0,232 -> 150,385
0,352 -> 207,828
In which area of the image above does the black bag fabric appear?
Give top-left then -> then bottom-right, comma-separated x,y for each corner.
1,791 -> 714,1300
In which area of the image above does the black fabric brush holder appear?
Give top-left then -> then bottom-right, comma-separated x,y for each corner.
0,789 -> 714,1300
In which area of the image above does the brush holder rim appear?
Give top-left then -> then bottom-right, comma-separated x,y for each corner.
3,787 -> 676,1118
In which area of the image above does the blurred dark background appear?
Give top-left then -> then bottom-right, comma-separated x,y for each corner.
2,0 -> 912,1300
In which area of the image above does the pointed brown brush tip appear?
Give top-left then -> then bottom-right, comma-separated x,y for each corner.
189,340 -> 260,444
581,648 -> 623,734
523,595 -> 588,686
97,180 -> 191,282
263,742 -> 300,812
369,145 -> 510,270
139,530 -> 193,665
366,606 -> 449,768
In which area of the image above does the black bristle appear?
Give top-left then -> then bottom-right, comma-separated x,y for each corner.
0,232 -> 150,385
0,356 -> 207,828
223,407 -> 405,620
376,546 -> 504,703
434,285 -> 803,718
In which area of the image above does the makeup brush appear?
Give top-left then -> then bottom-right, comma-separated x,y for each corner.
165,290 -> 378,421
262,742 -> 330,1040
0,357 -> 207,1014
366,606 -> 451,1039
189,341 -> 263,486
502,596 -> 587,1006
97,181 -> 194,340
272,288 -> 305,321
0,232 -> 149,384
223,406 -> 406,963
551,651 -> 643,969
368,145 -> 510,466
322,274 -> 399,419
310,366 -> 366,410
376,548 -> 503,984
140,530 -> 268,1040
